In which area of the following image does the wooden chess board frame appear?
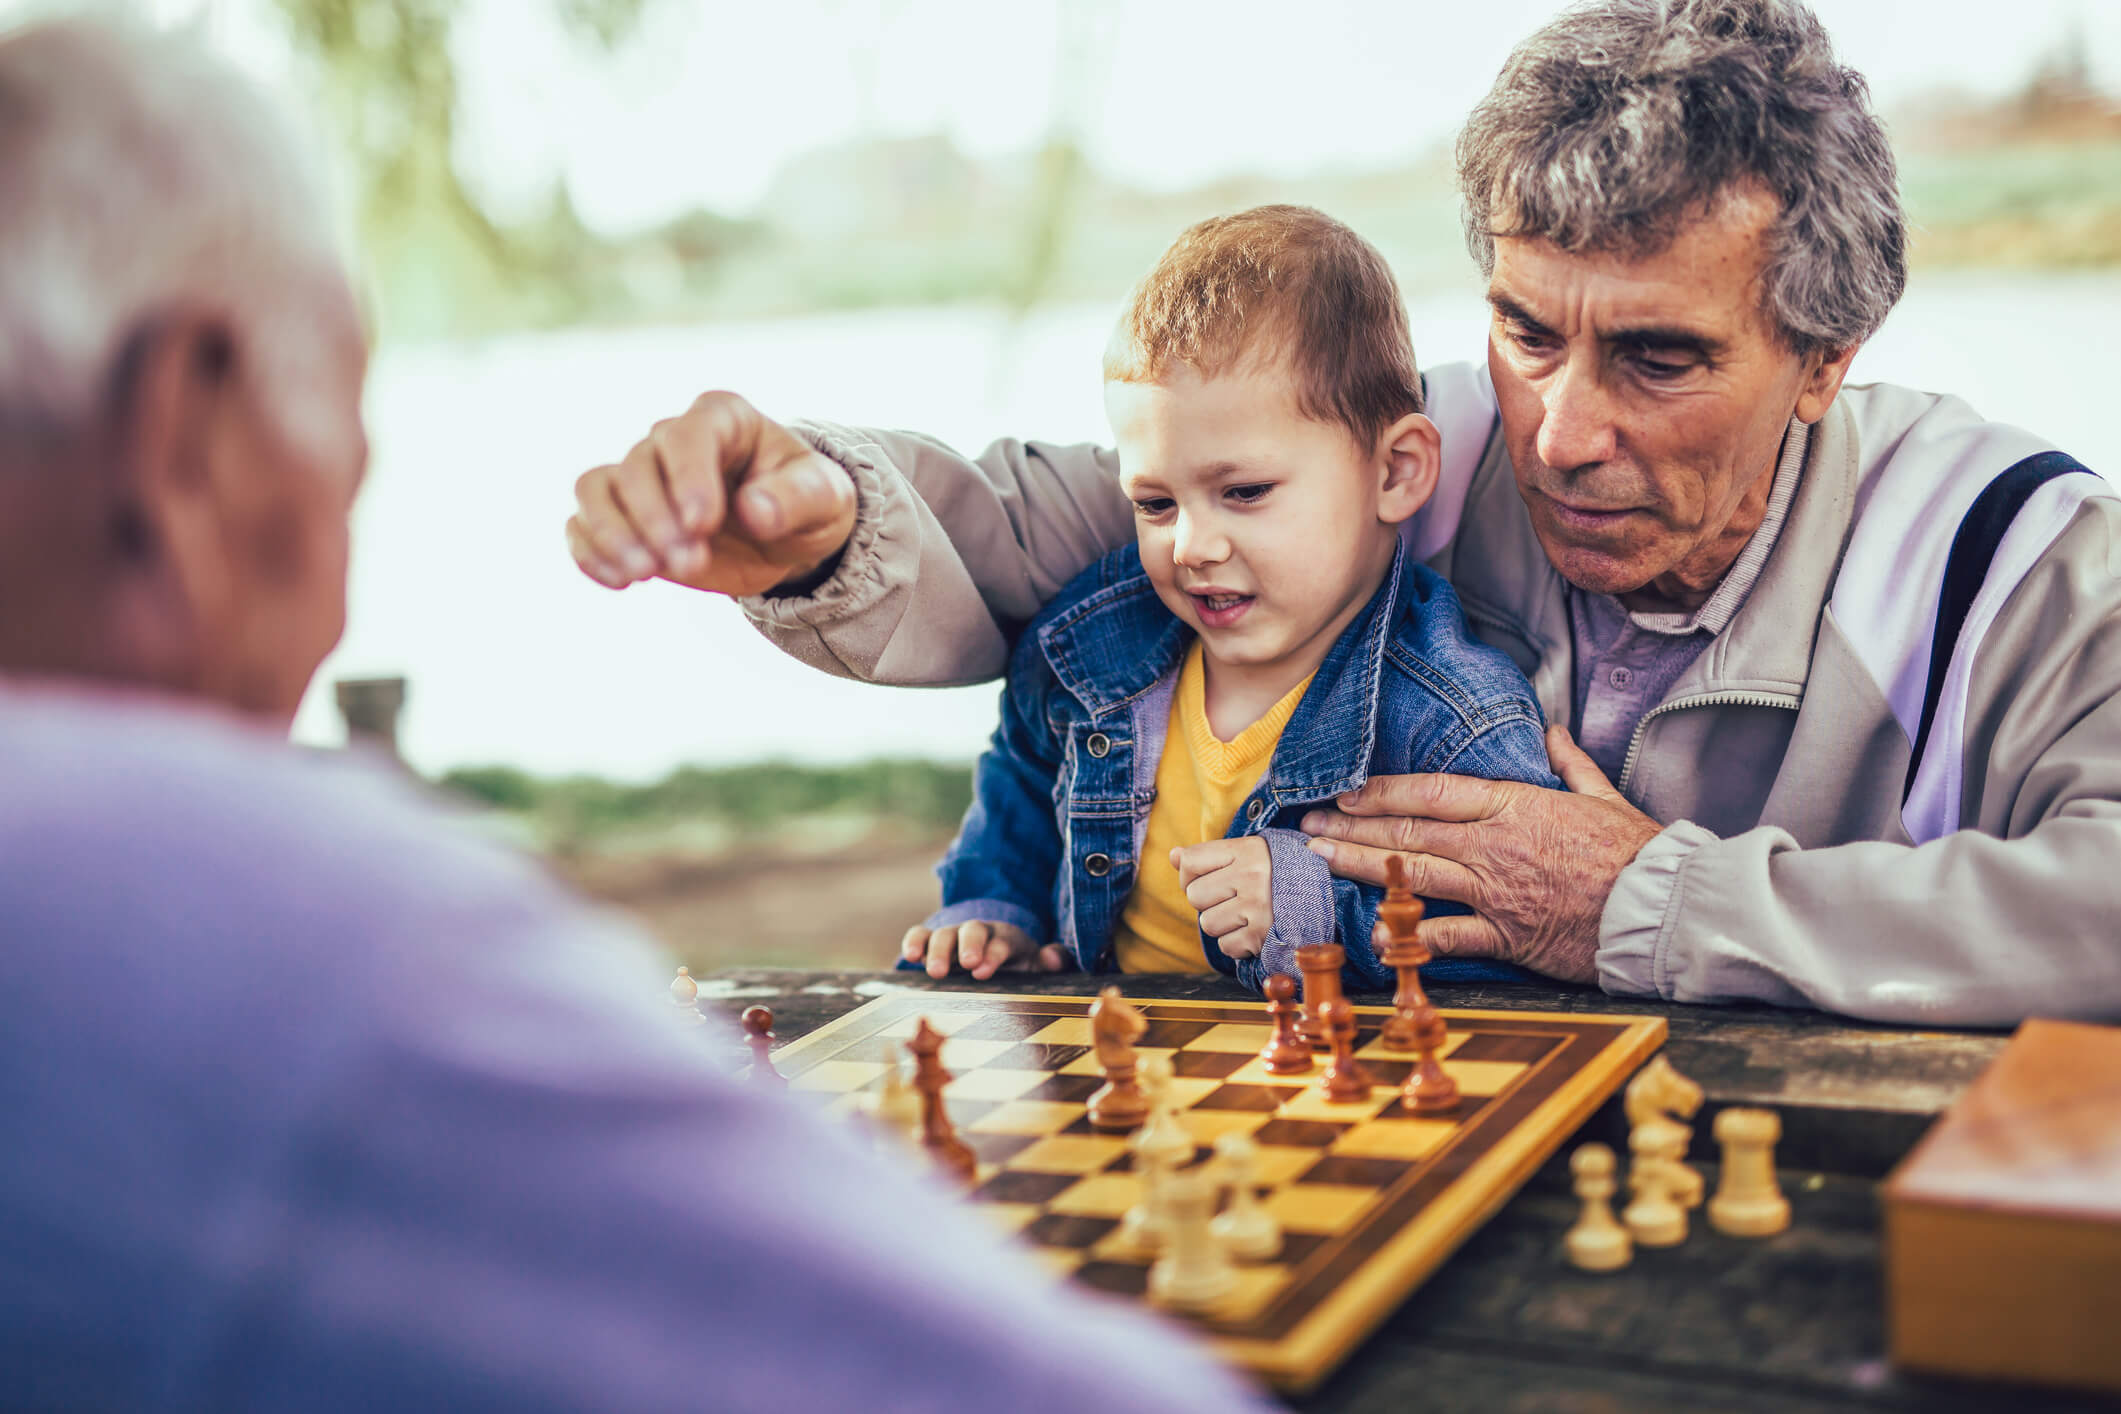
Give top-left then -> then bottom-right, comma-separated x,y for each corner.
773,991 -> 1666,1392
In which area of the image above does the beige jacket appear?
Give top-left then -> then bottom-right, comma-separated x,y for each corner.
741,364 -> 2121,1025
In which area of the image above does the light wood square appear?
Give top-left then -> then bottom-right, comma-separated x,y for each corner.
968,1099 -> 1087,1136
790,1059 -> 887,1093
1060,1046 -> 1175,1076
1274,1086 -> 1396,1123
1031,1247 -> 1088,1277
944,1067 -> 1050,1102
1330,1118 -> 1456,1160
1354,1035 -> 1417,1060
1187,1022 -> 1277,1053
1048,1172 -> 1144,1218
880,1010 -> 986,1038
1088,1225 -> 1155,1262
1179,1109 -> 1272,1144
938,1038 -> 1019,1071
1221,1056 -> 1319,1088
1028,1017 -> 1094,1045
1441,1059 -> 1529,1096
981,1202 -> 1043,1236
1009,1133 -> 1130,1173
1266,1182 -> 1379,1235
1250,1144 -> 1331,1187
1215,1264 -> 1295,1323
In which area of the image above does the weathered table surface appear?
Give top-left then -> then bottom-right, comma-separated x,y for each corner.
698,968 -> 2117,1414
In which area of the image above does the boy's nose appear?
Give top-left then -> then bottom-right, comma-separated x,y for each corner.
1171,513 -> 1229,568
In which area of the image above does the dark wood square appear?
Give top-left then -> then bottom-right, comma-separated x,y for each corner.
1446,1032 -> 1560,1063
977,1169 -> 1084,1205
1104,1145 -> 1212,1173
1355,1058 -> 1415,1086
1297,1154 -> 1415,1187
1137,1019 -> 1216,1048
1253,1118 -> 1353,1146
1023,1073 -> 1102,1103
1023,1212 -> 1119,1249
1193,1083 -> 1294,1112
989,1042 -> 1091,1071
1075,1259 -> 1152,1297
1171,1048 -> 1252,1079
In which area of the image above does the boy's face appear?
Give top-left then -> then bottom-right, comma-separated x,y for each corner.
1104,360 -> 1413,681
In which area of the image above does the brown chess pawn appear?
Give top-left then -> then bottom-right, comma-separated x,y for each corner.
1258,973 -> 1313,1075
1317,998 -> 1373,1102
1087,986 -> 1150,1131
741,1006 -> 785,1088
1294,943 -> 1345,1051
1375,857 -> 1430,1052
905,1017 -> 978,1184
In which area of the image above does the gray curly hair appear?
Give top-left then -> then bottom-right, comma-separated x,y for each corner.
1456,0 -> 1906,354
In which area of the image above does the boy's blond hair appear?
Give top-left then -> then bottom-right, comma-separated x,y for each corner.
1104,205 -> 1423,448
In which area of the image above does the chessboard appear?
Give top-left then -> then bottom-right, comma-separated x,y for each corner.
773,990 -> 1666,1391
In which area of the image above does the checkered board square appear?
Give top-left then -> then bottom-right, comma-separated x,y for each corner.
776,992 -> 1665,1391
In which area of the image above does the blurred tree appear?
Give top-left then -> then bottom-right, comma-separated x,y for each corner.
268,0 -> 659,335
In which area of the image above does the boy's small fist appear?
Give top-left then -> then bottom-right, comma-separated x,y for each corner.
900,919 -> 1067,981
1172,836 -> 1274,959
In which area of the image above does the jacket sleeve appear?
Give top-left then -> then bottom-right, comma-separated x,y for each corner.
927,634 -> 1068,945
1241,717 -> 1563,996
736,420 -> 1134,686
1599,501 -> 2121,1025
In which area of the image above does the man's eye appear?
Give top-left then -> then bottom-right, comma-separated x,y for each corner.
1132,497 -> 1174,517
1225,483 -> 1273,505
1632,354 -> 1694,380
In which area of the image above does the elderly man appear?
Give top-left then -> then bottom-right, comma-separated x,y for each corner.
568,0 -> 2121,1027
0,21 -> 1272,1414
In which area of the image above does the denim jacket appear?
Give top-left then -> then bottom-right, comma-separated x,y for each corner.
924,539 -> 1562,993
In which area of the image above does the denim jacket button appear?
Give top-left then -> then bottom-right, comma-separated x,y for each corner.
1245,798 -> 1266,823
1085,732 -> 1111,758
1083,852 -> 1112,877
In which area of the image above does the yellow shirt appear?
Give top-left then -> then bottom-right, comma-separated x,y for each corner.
1111,644 -> 1316,974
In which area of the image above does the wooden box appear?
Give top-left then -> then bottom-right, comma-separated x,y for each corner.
1882,1018 -> 2121,1393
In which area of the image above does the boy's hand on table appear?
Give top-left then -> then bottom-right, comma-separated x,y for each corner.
900,920 -> 1068,981
566,391 -> 856,598
1174,838 -> 1273,959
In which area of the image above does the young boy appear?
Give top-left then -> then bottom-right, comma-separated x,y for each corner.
900,205 -> 1559,993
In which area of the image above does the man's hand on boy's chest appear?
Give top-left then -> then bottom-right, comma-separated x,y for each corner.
1295,724 -> 1663,984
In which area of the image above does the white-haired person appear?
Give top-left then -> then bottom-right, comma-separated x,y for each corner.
0,21 -> 1273,1414
569,0 -> 2121,1029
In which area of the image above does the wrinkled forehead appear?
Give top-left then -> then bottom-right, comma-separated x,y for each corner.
1485,184 -> 1784,339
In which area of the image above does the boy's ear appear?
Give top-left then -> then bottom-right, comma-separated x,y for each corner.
1375,412 -> 1440,526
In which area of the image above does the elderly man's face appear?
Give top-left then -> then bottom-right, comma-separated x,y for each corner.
1484,186 -> 1850,607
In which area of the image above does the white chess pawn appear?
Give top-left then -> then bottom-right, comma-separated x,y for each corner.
1119,1055 -> 1192,1251
1623,1121 -> 1688,1247
1563,1143 -> 1632,1271
668,966 -> 707,1025
1209,1132 -> 1282,1261
1149,1164 -> 1239,1311
1708,1108 -> 1791,1237
868,1059 -> 922,1153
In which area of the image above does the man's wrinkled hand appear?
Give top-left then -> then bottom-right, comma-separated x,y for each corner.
1174,836 -> 1274,960
1299,725 -> 1663,983
900,919 -> 1068,981
566,391 -> 856,598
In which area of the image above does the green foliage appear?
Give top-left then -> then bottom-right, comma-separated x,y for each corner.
437,758 -> 974,838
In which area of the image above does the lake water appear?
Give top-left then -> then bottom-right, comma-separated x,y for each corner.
290,271 -> 2121,781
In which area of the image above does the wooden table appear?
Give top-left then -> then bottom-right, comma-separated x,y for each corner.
699,968 -> 2117,1414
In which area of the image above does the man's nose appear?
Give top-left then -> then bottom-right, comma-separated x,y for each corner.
1535,356 -> 1619,472
1172,511 -> 1228,568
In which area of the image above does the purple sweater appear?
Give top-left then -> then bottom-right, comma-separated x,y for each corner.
0,684 -> 1273,1414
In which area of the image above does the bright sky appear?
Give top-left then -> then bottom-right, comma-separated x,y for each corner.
12,0 -> 2121,232
443,0 -> 2121,233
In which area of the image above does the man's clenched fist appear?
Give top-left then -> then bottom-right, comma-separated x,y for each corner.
566,391 -> 857,598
